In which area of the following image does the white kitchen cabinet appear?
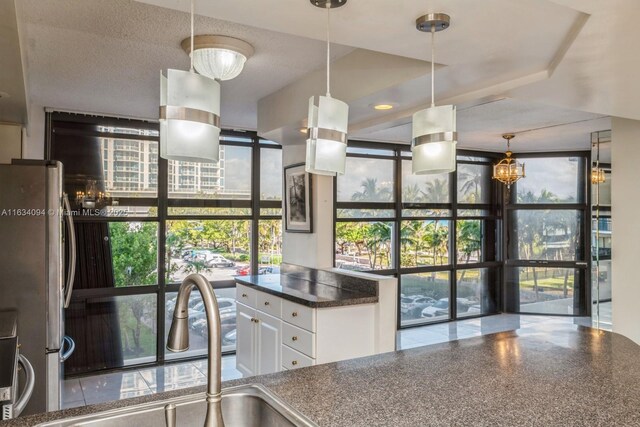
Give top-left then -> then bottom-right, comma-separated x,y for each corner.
235,302 -> 257,377
236,278 -> 397,375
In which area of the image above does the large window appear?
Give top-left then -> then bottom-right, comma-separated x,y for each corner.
335,144 -> 501,327
504,154 -> 589,315
48,113 -> 282,375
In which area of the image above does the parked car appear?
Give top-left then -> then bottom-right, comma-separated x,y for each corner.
204,254 -> 235,268
235,265 -> 251,276
165,295 -> 202,318
188,306 -> 236,328
258,266 -> 280,275
193,312 -> 236,338
401,296 -> 436,318
421,298 -> 471,318
222,329 -> 236,346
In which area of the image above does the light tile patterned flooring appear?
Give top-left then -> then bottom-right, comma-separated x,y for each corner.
62,312 -> 608,409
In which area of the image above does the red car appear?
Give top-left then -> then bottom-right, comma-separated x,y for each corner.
235,265 -> 251,276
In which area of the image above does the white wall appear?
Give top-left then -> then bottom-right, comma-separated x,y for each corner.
22,103 -> 45,159
0,122 -> 22,163
611,117 -> 640,344
281,144 -> 333,268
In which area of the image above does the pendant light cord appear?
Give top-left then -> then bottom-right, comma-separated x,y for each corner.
190,0 -> 194,72
431,24 -> 435,108
326,4 -> 331,97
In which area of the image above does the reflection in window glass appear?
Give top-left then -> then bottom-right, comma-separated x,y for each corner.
258,220 -> 283,273
457,220 -> 482,264
400,220 -> 450,268
167,207 -> 252,216
168,145 -> 252,199
456,268 -> 489,318
108,222 -> 158,287
337,209 -> 395,219
457,163 -> 490,203
508,267 -> 582,315
165,288 -> 237,359
337,158 -> 394,202
400,272 -> 450,326
402,160 -> 450,203
101,138 -> 158,198
335,222 -> 394,271
166,220 -> 251,283
260,148 -> 282,200
402,209 -> 451,218
510,210 -> 582,261
516,157 -> 583,203
118,295 -> 157,365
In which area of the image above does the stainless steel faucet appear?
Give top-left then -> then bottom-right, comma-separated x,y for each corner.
167,273 -> 225,427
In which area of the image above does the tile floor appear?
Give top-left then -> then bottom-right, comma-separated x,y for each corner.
61,313 -> 605,409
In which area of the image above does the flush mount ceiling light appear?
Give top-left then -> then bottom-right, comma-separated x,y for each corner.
160,0 -> 221,163
181,35 -> 254,81
305,0 -> 349,176
493,134 -> 525,188
411,13 -> 457,175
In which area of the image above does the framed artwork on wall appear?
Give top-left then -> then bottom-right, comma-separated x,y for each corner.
284,163 -> 312,233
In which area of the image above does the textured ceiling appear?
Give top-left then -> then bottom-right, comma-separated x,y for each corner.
16,0 -> 353,128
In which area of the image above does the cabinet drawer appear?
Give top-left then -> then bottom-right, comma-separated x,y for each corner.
281,299 -> 316,332
236,283 -> 257,309
281,344 -> 314,370
257,291 -> 282,318
282,322 -> 315,358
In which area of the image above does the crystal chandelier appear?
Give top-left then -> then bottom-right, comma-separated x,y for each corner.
493,134 -> 525,188
159,0 -> 221,163
305,0 -> 349,176
411,13 -> 457,175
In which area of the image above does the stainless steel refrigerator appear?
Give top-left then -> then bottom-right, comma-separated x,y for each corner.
0,160 -> 76,415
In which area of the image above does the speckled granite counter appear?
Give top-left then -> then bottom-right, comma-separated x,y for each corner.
8,324 -> 640,426
235,274 -> 378,308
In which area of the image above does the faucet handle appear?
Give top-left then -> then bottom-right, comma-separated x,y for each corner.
165,403 -> 176,427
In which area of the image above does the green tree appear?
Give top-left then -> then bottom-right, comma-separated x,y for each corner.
457,220 -> 482,281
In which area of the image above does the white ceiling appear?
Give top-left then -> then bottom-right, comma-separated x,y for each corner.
9,0 -> 639,153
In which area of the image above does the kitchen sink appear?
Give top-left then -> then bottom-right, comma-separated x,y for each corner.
38,384 -> 317,427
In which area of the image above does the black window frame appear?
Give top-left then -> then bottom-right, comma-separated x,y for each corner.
46,112 -> 282,374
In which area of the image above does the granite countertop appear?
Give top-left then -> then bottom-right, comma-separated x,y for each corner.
9,324 -> 640,426
235,274 -> 378,308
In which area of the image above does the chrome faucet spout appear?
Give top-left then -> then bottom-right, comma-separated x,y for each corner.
167,273 -> 225,427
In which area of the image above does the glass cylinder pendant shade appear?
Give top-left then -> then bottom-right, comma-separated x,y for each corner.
160,69 -> 221,163
411,105 -> 457,174
305,95 -> 349,176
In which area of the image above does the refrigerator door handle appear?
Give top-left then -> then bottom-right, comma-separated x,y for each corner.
60,335 -> 76,362
63,193 -> 76,308
14,354 -> 35,418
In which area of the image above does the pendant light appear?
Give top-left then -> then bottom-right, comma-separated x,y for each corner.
160,0 -> 221,163
181,35 -> 254,82
412,13 -> 457,175
493,134 -> 525,188
305,0 -> 349,176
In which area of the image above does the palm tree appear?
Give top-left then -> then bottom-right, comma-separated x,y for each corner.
365,222 -> 392,269
402,183 -> 422,202
457,220 -> 482,281
458,166 -> 483,203
421,178 -> 449,203
351,178 -> 392,202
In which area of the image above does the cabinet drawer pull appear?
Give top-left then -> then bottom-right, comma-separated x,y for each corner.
264,301 -> 270,306
291,360 -> 298,366
291,312 -> 298,317
291,336 -> 298,341
242,293 -> 248,298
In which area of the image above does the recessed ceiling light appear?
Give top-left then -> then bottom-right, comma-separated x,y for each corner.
373,103 -> 395,110
299,128 -> 308,134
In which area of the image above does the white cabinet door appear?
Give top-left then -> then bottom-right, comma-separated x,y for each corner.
256,311 -> 281,375
236,302 -> 256,377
